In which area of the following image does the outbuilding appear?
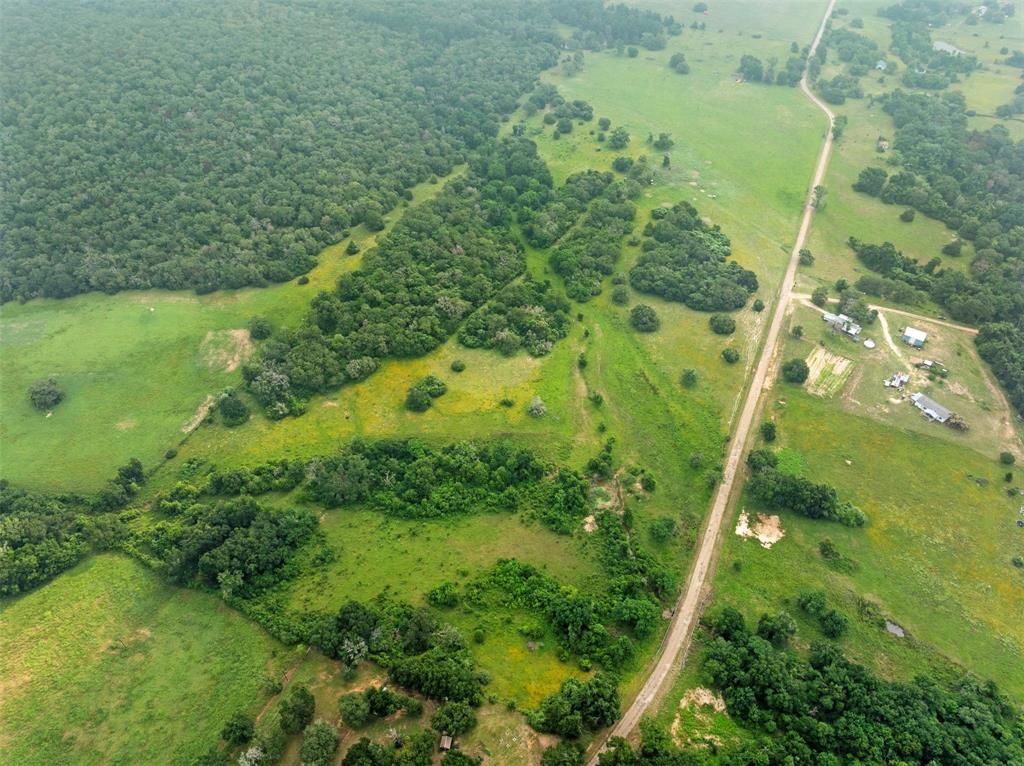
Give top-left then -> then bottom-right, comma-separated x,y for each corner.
910,392 -> 951,423
901,327 -> 928,348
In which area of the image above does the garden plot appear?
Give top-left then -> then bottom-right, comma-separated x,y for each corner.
805,347 -> 854,397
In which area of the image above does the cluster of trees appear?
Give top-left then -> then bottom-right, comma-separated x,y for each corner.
549,182 -> 640,301
629,202 -> 758,311
737,53 -> 806,87
458,278 -> 571,357
0,0 -> 566,301
243,137 -> 549,416
825,27 -> 886,76
694,607 -> 1024,764
816,73 -> 864,105
405,375 -> 447,413
521,170 -> 613,249
553,1 -> 682,51
529,673 -> 620,737
746,449 -> 867,527
338,686 -> 422,728
878,2 -> 979,88
200,459 -> 307,499
0,460 -> 145,594
849,90 -> 1024,414
311,598 -> 486,704
342,732 -> 437,766
303,439 -> 590,534
137,496 -> 316,597
668,53 -> 690,74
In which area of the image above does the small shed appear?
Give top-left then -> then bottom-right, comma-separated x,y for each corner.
439,736 -> 454,752
901,327 -> 927,348
910,392 -> 951,423
875,60 -> 888,71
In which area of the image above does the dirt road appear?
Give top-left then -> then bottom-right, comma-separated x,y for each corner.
586,1 -> 838,759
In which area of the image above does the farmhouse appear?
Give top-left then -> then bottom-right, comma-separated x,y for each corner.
822,312 -> 861,339
901,327 -> 927,348
910,392 -> 951,423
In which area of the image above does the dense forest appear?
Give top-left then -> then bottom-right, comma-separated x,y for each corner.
849,89 -> 1024,414
1,0 -> 561,299
0,0 -> 683,302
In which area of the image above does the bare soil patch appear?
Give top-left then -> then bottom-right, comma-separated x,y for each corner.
671,687 -> 728,747
181,394 -> 216,433
735,510 -> 785,548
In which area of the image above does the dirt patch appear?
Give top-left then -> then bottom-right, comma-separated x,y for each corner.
735,510 -> 785,548
805,347 -> 854,397
322,400 -> 339,408
181,394 -> 216,433
115,419 -> 136,431
671,687 -> 727,747
199,328 -> 254,373
583,514 -> 597,533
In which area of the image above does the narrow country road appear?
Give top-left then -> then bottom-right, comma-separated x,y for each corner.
587,1 -> 838,760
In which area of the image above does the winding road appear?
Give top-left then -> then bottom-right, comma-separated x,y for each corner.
587,0 -> 838,759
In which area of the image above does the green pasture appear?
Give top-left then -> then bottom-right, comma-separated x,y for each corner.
0,174 -> 452,492
0,554 -> 292,766
786,302 -> 1022,458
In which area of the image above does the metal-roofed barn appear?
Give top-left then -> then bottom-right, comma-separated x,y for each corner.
901,327 -> 928,348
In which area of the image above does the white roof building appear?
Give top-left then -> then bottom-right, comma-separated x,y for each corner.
901,327 -> 928,348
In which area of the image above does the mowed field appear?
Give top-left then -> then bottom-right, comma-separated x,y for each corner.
0,555 -> 293,766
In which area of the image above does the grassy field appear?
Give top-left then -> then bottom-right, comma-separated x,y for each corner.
798,0 -> 1024,294
0,173 -> 455,493
0,554 -> 293,766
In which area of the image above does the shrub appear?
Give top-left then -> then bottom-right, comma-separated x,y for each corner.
630,304 -> 660,332
427,581 -> 459,608
792,325 -> 804,338
753,298 -> 765,312
1000,452 -> 1016,466
900,208 -> 916,222
297,275 -> 310,285
221,711 -> 255,745
819,608 -> 849,639
541,742 -> 584,766
709,314 -> 736,335
811,286 -> 828,307
527,396 -> 547,418
300,721 -> 339,766
612,156 -> 634,173
248,316 -> 272,340
279,686 -> 315,734
220,393 -> 251,427
346,240 -> 359,255
1012,555 -> 1024,569
760,421 -> 777,442
756,611 -> 796,647
680,368 -> 698,388
798,248 -> 815,266
164,449 -> 178,460
611,285 -> 629,305
28,377 -> 64,411
450,359 -> 466,373
782,358 -> 810,384
640,474 -> 655,492
649,516 -> 675,543
338,693 -> 371,728
721,347 -> 739,364
406,375 -> 447,412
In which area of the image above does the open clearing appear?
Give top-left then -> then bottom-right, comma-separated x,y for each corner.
0,555 -> 291,766
805,347 -> 854,397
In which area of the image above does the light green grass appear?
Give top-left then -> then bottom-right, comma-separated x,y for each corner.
714,388 -> 1024,701
0,554 -> 292,766
0,174 -> 454,492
